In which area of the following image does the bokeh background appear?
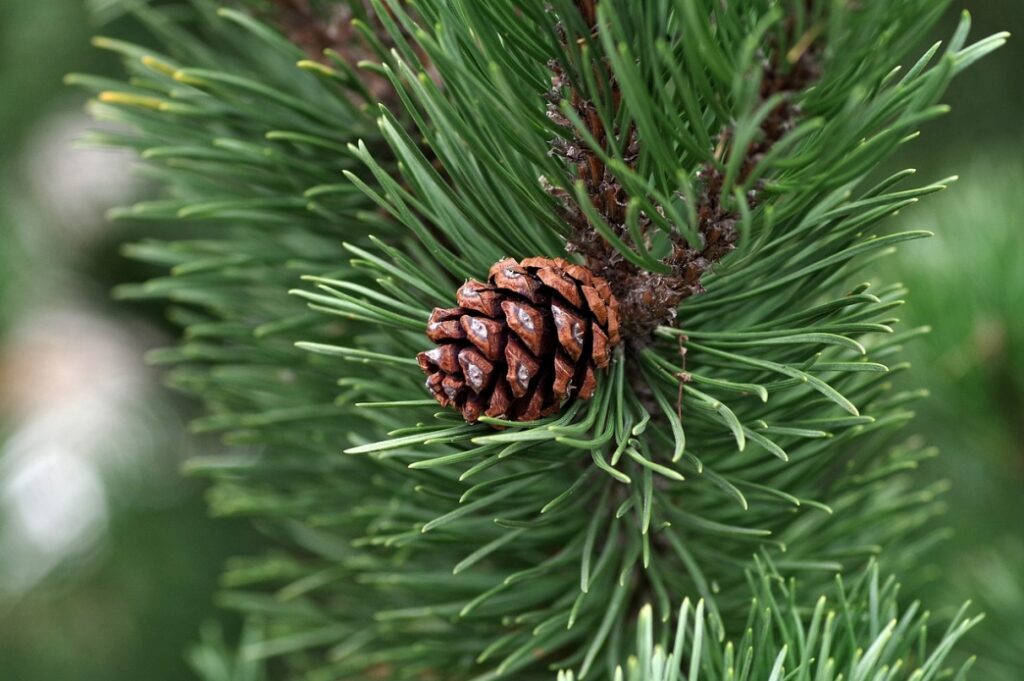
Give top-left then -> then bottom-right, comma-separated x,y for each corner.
0,2 -> 1020,679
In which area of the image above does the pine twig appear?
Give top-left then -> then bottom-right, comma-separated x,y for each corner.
548,2 -> 823,345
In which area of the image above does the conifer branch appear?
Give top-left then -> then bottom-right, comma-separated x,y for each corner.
78,1 -> 1009,678
548,1 -> 823,344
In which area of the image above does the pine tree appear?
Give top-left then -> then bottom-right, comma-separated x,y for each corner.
75,1 -> 1007,679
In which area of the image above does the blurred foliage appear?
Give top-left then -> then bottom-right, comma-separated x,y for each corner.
0,498 -> 255,681
0,2 -> 255,681
0,0 -> 103,328
899,4 -> 1024,678
0,1 -> 96,154
892,156 -> 1024,680
898,159 -> 1024,480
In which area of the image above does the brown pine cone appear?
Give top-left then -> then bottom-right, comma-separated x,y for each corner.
417,257 -> 621,424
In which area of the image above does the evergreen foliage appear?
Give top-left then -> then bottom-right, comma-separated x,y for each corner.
75,1 -> 1006,678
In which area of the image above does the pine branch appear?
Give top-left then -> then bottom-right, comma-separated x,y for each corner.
548,1 -> 824,342
78,0 -> 1008,678
553,561 -> 982,681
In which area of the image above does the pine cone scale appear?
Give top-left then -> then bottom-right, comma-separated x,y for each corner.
503,300 -> 551,355
418,257 -> 620,424
456,280 -> 502,316
461,315 -> 504,361
458,348 -> 493,393
551,302 -> 586,361
592,324 -> 611,368
425,307 -> 466,342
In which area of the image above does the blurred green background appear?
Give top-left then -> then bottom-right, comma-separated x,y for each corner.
0,2 -> 256,680
0,1 -> 1020,679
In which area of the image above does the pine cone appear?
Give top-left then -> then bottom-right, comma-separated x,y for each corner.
417,257 -> 621,424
